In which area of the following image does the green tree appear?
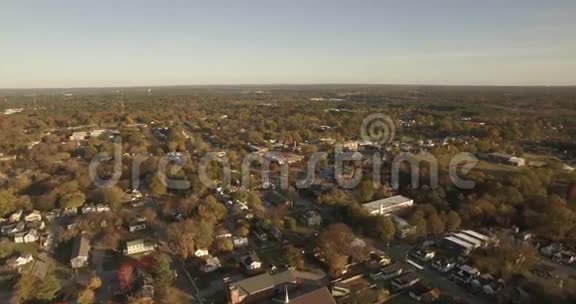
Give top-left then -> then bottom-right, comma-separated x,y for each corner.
445,211 -> 462,231
168,220 -> 196,259
101,186 -> 125,208
427,212 -> 445,235
148,174 -> 167,196
0,190 -> 17,217
59,191 -> 86,209
368,216 -> 396,242
246,191 -> 263,210
215,238 -> 234,253
152,253 -> 174,297
192,220 -> 214,249
14,271 -> 61,303
285,245 -> 305,270
357,179 -> 375,202
198,195 -> 227,224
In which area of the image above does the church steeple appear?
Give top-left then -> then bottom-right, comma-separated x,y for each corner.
284,284 -> 290,304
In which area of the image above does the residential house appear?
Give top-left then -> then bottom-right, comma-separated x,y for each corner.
128,217 -> 147,232
431,258 -> 456,273
195,248 -> 210,257
244,143 -> 269,153
449,265 -> 480,284
200,256 -> 222,273
95,204 -> 110,212
340,141 -> 359,151
81,205 -> 96,214
25,220 -> 45,231
44,209 -> 61,221
1,221 -> 25,236
409,248 -> 436,262
13,229 -> 38,243
300,210 -> 322,227
69,131 -> 89,141
62,207 -> 78,216
365,252 -> 391,271
263,152 -> 304,165
240,252 -> 263,273
23,210 -> 42,222
215,227 -> 232,239
8,253 -> 34,269
124,239 -> 156,255
370,261 -> 403,280
478,152 -> 526,167
362,195 -> 414,216
70,235 -> 91,268
391,272 -> 421,291
9,210 -> 23,222
233,236 -> 249,248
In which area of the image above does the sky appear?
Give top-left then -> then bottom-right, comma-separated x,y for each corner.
1,0 -> 575,88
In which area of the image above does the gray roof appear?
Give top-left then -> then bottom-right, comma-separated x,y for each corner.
231,270 -> 297,296
290,287 -> 337,304
72,235 -> 90,258
362,195 -> 413,211
233,273 -> 275,295
271,269 -> 297,285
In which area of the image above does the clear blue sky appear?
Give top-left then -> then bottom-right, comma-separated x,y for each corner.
1,0 -> 575,88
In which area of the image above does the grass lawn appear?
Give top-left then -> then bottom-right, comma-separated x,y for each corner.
0,242 -> 38,259
256,246 -> 288,266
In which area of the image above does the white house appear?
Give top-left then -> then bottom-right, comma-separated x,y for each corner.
70,235 -> 91,268
95,204 -> 110,212
124,239 -> 156,255
9,210 -> 23,222
200,256 -> 222,273
194,249 -> 210,257
240,253 -> 262,271
9,253 -> 34,269
13,229 -> 38,243
24,210 -> 42,222
69,131 -> 89,141
233,236 -> 249,248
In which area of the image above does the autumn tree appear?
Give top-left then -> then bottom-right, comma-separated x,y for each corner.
117,262 -> 135,291
285,245 -> 305,270
0,189 -> 17,217
318,223 -> 359,277
197,195 -> 227,224
152,253 -> 174,297
13,271 -> 61,303
445,211 -> 462,231
367,216 -> 396,242
59,191 -> 86,209
214,238 -> 234,253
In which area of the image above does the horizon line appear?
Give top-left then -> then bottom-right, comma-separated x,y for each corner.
1,82 -> 575,91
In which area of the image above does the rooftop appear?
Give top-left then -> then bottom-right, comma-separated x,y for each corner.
362,195 -> 413,211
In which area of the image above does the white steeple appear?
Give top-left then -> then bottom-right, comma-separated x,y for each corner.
284,284 -> 290,304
